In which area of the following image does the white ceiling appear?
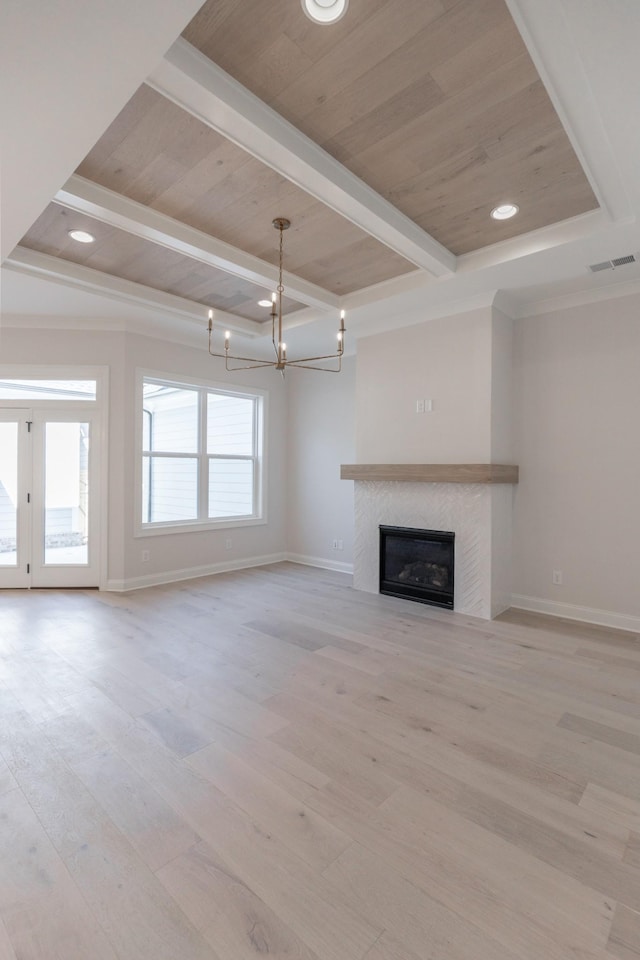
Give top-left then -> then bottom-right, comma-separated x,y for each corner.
2,0 -> 640,354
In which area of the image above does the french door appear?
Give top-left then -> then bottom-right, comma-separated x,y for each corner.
0,409 -> 101,587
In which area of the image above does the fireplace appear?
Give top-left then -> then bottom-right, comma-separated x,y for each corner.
379,525 -> 455,609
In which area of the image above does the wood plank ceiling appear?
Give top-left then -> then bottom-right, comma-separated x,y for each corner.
74,87 -> 415,293
20,202 -> 306,323
17,0 -> 598,324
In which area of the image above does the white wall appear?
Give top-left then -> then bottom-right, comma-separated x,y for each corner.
0,326 -> 288,587
286,358 -> 355,569
512,292 -> 640,624
355,307 -> 494,462
490,307 -> 514,462
123,333 -> 287,583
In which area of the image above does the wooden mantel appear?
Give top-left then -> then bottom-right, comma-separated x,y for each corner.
340,463 -> 519,484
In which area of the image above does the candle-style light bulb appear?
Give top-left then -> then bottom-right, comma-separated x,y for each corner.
224,330 -> 231,350
281,342 -> 287,359
208,308 -> 213,332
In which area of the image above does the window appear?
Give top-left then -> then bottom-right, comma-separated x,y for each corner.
0,379 -> 97,401
140,375 -> 264,533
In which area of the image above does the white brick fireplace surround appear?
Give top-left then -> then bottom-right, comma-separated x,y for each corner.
342,465 -> 519,621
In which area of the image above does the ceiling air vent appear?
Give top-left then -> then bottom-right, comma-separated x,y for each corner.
611,254 -> 636,267
588,253 -> 637,272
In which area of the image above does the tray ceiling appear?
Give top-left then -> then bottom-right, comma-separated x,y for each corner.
74,86 -> 415,295
13,0 -> 600,329
183,0 -> 597,252
21,203 -> 306,322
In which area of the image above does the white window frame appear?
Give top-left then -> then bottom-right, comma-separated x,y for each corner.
0,365 -> 105,408
0,364 -> 109,589
135,368 -> 266,537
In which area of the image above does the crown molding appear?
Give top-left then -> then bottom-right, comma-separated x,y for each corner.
0,308 -> 218,351
348,289 -> 499,342
0,314 -> 129,332
457,209 -> 612,274
511,274 -> 640,319
4,247 -> 261,337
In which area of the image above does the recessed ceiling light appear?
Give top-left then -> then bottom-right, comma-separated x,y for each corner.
301,0 -> 349,24
68,229 -> 95,243
490,203 -> 519,221
258,299 -> 272,307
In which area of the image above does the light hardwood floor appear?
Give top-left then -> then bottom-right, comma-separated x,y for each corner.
1,562 -> 639,960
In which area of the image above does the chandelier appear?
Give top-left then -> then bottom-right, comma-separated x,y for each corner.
208,218 -> 345,374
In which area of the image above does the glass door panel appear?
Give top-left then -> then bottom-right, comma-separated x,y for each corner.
0,411 -> 31,588
0,422 -> 18,566
43,422 -> 89,566
30,412 -> 100,588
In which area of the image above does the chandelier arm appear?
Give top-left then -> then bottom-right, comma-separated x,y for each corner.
224,351 -> 288,364
210,344 -> 344,365
284,351 -> 344,363
225,359 -> 284,371
284,360 -> 342,372
209,343 -> 276,366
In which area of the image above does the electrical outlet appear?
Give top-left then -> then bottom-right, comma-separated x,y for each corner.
337,539 -> 344,550
332,539 -> 338,549
552,569 -> 563,585
416,399 -> 425,414
225,538 -> 232,550
141,549 -> 150,562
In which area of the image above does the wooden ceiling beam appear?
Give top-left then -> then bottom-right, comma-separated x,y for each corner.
56,175 -> 338,313
148,38 -> 457,278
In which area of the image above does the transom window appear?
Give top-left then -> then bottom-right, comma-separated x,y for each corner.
140,375 -> 263,532
0,379 -> 97,401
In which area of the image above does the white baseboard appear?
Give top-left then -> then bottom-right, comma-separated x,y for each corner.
510,594 -> 640,633
286,552 -> 354,575
106,552 -> 287,592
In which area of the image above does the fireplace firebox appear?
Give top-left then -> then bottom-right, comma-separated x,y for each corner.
379,525 -> 454,609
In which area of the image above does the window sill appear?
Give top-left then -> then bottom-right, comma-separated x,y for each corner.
135,515 -> 266,538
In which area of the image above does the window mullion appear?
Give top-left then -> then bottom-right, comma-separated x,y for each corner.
253,396 -> 259,516
198,388 -> 207,521
207,454 -> 254,462
142,451 -> 197,458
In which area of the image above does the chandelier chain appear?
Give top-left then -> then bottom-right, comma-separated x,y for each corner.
278,223 -> 284,297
